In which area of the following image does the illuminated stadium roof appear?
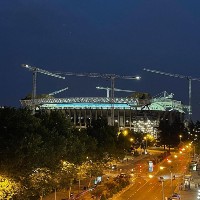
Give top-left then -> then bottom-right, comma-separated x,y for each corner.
20,96 -> 186,113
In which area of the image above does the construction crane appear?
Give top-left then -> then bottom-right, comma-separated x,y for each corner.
153,91 -> 174,99
48,87 -> 68,96
22,64 -> 65,114
96,86 -> 135,98
55,71 -> 140,98
143,68 -> 200,120
55,71 -> 141,125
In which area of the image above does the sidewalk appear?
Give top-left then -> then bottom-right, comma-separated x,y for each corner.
172,166 -> 200,200
173,181 -> 199,200
43,154 -> 150,200
179,185 -> 198,200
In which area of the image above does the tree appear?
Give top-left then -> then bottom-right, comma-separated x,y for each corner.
36,110 -> 72,137
0,107 -> 45,175
158,115 -> 185,150
87,117 -> 119,160
0,175 -> 21,199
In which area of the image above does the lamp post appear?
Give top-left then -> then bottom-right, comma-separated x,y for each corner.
69,179 -> 72,199
160,166 -> 173,196
193,144 -> 196,158
55,188 -> 57,200
160,177 -> 165,200
179,135 -> 182,143
144,136 -> 147,154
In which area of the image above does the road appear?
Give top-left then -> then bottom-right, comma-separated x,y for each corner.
112,151 -> 189,200
42,149 -> 191,200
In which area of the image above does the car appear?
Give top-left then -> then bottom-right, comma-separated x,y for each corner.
119,173 -> 127,178
158,176 -> 164,182
111,165 -> 117,170
170,193 -> 181,200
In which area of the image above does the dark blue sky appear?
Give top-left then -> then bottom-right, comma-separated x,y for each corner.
1,0 -> 200,121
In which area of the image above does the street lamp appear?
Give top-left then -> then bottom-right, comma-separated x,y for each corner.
174,155 -> 178,159
144,136 -> 147,154
159,176 -> 165,200
160,166 -> 173,196
179,135 -> 182,143
54,188 -> 57,200
123,129 -> 128,136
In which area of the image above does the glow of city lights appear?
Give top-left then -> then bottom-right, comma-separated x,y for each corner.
149,174 -> 153,178
160,166 -> 164,170
123,130 -> 128,136
166,158 -> 172,163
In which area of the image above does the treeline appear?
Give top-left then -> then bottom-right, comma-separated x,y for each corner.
0,107 -> 132,199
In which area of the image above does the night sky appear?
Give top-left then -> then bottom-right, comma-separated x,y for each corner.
1,0 -> 200,121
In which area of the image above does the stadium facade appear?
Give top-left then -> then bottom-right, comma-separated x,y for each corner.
20,91 -> 187,138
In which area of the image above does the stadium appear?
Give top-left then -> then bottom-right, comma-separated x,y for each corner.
20,91 -> 186,139
20,65 -> 188,138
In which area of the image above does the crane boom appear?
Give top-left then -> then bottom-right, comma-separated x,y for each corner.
49,87 -> 68,96
96,86 -> 135,98
96,86 -> 135,92
56,71 -> 140,80
143,68 -> 200,81
143,67 -> 200,120
22,64 -> 66,79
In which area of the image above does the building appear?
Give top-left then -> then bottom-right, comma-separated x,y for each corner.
20,91 -> 186,138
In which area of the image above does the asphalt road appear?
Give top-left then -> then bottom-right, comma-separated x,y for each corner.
112,150 -> 189,200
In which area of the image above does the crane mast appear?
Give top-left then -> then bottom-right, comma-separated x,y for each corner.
143,68 -> 200,120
